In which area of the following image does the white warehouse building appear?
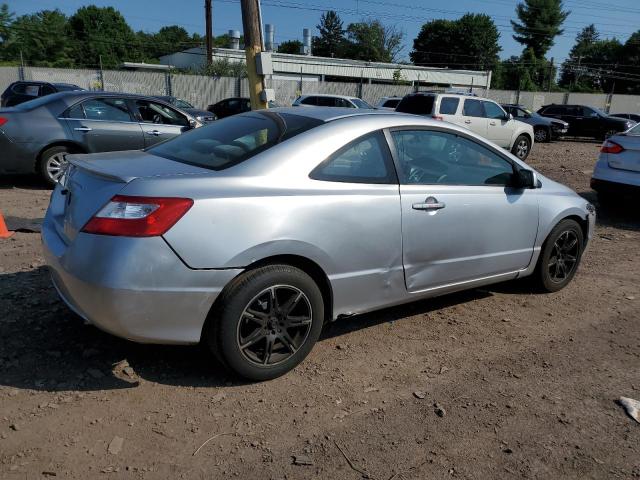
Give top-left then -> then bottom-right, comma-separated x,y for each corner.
159,47 -> 491,90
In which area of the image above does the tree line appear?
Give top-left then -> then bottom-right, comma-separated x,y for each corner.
1,1 -> 639,93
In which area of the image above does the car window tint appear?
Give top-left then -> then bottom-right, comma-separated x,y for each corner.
383,99 -> 400,108
391,130 -> 514,186
41,84 -> 56,95
66,103 -> 85,119
515,108 -> 528,118
462,99 -> 485,117
82,98 -> 132,122
438,97 -> 460,115
18,84 -> 41,96
542,106 -> 563,115
351,98 -> 372,109
316,97 -> 336,107
484,101 -> 506,119
396,95 -> 435,115
135,100 -> 188,126
311,132 -> 394,184
150,112 -> 322,171
300,96 -> 317,106
175,99 -> 193,109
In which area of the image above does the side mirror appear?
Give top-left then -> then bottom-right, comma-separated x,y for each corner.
513,168 -> 538,189
507,113 -> 514,121
188,119 -> 198,129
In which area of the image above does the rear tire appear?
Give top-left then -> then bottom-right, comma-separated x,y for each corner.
511,135 -> 531,161
38,145 -> 71,187
533,219 -> 584,292
206,265 -> 324,381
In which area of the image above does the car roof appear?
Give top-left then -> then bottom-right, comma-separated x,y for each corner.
298,93 -> 359,100
267,106 -> 400,122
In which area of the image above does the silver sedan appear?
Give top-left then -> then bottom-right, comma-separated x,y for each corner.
42,108 -> 595,380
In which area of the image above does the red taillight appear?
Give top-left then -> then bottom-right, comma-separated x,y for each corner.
0,117 -> 8,127
432,115 -> 444,121
601,140 -> 624,154
81,195 -> 193,237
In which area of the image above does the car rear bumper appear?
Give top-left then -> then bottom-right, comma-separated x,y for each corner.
591,156 -> 640,192
0,133 -> 40,174
591,177 -> 640,195
41,212 -> 242,344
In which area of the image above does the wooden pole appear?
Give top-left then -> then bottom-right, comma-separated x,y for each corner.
240,0 -> 267,109
205,0 -> 213,66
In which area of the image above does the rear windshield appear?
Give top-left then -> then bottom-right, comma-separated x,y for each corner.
396,95 -> 435,115
149,111 -> 323,170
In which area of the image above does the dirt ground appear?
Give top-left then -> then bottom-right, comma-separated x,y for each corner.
1,140 -> 639,479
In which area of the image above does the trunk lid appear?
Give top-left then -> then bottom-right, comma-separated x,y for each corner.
607,134 -> 640,173
51,150 -> 211,243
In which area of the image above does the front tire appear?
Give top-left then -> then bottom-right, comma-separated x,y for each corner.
207,265 -> 324,381
534,127 -> 549,143
511,135 -> 532,160
533,219 -> 584,292
39,145 -> 71,187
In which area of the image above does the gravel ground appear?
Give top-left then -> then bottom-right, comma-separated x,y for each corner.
0,140 -> 639,479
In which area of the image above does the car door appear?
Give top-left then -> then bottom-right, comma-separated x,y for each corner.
130,98 -> 192,147
579,106 -> 602,137
388,128 -> 539,292
561,106 -> 582,135
63,97 -> 145,152
484,101 -> 512,148
460,99 -> 489,138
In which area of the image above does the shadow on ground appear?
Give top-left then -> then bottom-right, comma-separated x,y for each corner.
0,174 -> 49,190
0,266 -> 492,392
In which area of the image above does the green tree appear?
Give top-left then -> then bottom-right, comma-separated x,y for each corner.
344,20 -> 403,62
8,10 -> 72,66
411,14 -> 500,70
67,6 -> 141,68
511,0 -> 570,58
277,40 -> 302,54
153,25 -> 192,58
312,10 -> 346,58
617,31 -> 640,94
0,3 -> 13,45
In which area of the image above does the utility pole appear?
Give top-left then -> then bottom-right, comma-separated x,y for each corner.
205,0 -> 213,66
548,57 -> 554,92
240,0 -> 267,109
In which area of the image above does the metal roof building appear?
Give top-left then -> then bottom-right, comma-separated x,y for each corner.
159,47 -> 492,89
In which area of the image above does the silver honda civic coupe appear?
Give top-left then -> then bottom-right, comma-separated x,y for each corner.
42,107 -> 595,380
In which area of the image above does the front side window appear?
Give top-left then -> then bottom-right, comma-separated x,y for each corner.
150,111 -> 322,171
134,100 -> 188,126
439,97 -> 460,115
351,98 -> 373,109
462,99 -> 485,118
391,129 -> 515,186
484,101 -> 507,119
310,131 -> 394,184
82,98 -> 132,122
542,106 -> 563,115
300,96 -> 317,106
174,99 -> 194,109
514,108 -> 529,118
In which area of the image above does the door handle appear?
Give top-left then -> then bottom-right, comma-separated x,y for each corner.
73,127 -> 92,132
412,196 -> 446,211
489,121 -> 496,125
145,130 -> 162,136
464,120 -> 471,124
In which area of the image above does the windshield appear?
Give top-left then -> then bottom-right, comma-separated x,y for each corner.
351,98 -> 373,109
149,111 -> 323,170
175,99 -> 194,109
589,107 -> 608,117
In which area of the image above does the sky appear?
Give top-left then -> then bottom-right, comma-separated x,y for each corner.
9,0 -> 640,64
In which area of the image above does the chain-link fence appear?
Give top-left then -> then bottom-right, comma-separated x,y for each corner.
1,66 -> 639,113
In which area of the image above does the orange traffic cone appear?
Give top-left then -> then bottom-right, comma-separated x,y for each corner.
0,210 -> 14,239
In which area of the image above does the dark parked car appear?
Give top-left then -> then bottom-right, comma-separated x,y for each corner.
207,97 -> 278,119
610,113 -> 640,123
537,104 -> 635,140
502,104 -> 569,142
1,81 -> 83,107
0,91 -> 201,185
153,95 -> 215,122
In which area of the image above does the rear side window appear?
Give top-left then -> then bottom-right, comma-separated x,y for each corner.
149,112 -> 322,171
310,131 -> 395,184
438,97 -> 460,115
300,96 -> 318,106
82,98 -> 132,122
463,99 -> 485,117
396,95 -> 435,115
66,103 -> 85,119
316,97 -> 336,107
13,83 -> 41,96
